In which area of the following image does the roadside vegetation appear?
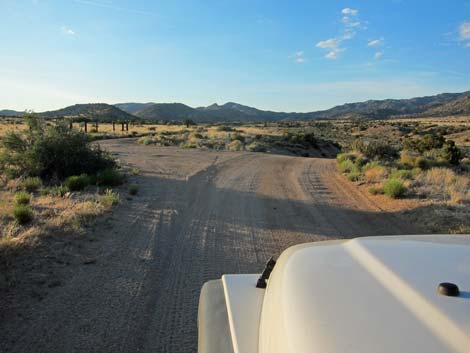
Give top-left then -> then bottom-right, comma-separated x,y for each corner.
136,125 -> 340,157
336,130 -> 470,233
0,116 -> 133,290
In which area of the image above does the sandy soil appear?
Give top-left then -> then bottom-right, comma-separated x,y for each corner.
0,139 -> 423,353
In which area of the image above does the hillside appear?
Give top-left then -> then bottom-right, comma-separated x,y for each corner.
309,91 -> 470,119
3,91 -> 470,123
0,109 -> 23,117
114,103 -> 155,115
116,91 -> 470,122
422,94 -> 470,116
39,103 -> 137,121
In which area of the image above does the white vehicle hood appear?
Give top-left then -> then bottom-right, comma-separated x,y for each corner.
258,235 -> 470,353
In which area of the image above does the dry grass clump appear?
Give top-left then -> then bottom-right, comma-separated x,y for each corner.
415,168 -> 470,204
364,165 -> 388,183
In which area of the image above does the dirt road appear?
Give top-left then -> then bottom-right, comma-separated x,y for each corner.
1,139 -> 421,353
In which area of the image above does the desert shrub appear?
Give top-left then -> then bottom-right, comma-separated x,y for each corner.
99,189 -> 120,207
351,139 -> 398,160
50,185 -> 69,197
400,151 -> 430,170
230,132 -> 245,143
131,168 -> 140,176
0,116 -> 116,180
128,184 -> 139,195
338,160 -> 355,174
21,177 -> 42,192
336,153 -> 356,164
364,166 -> 388,183
404,134 -> 445,153
65,174 -> 90,191
383,179 -> 407,198
348,171 -> 361,181
246,142 -> 267,152
216,126 -> 233,132
390,169 -> 413,180
288,132 -> 317,147
13,204 -> 33,224
227,140 -> 244,151
192,133 -> 204,139
15,191 -> 31,206
97,168 -> 124,187
368,185 -> 384,195
181,143 -> 198,149
139,137 -> 153,145
441,140 -> 462,166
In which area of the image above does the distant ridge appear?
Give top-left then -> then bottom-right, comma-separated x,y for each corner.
2,90 -> 470,122
39,103 -> 137,121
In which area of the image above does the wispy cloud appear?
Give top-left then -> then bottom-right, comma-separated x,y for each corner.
374,51 -> 384,59
289,51 -> 307,63
341,8 -> 358,16
368,38 -> 383,46
316,38 -> 344,59
316,8 -> 364,59
459,21 -> 470,46
73,0 -> 155,16
61,26 -> 76,36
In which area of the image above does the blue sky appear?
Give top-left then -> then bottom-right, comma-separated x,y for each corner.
1,0 -> 469,112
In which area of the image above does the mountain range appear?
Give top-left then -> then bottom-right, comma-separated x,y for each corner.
1,91 -> 469,122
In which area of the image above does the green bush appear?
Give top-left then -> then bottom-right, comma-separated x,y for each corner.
21,177 -> 42,192
97,168 -> 124,187
383,179 -> 407,199
99,189 -> 120,207
336,152 -> 357,164
65,174 -> 90,191
15,191 -> 31,205
390,169 -> 413,180
347,171 -> 361,181
131,168 -> 140,176
351,139 -> 398,160
13,204 -> 34,224
50,185 -> 69,197
0,116 -> 116,180
246,142 -> 267,152
128,184 -> 139,195
338,160 -> 355,174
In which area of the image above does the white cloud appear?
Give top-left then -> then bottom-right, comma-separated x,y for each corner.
341,8 -> 358,16
368,39 -> 382,46
61,26 -> 75,35
459,21 -> 470,40
316,38 -> 344,59
374,51 -> 384,59
289,51 -> 306,63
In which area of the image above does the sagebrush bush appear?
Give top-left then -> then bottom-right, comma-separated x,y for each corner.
383,179 -> 407,198
0,116 -> 116,180
21,177 -> 42,192
13,204 -> 34,224
15,191 -> 31,206
128,184 -> 139,195
351,139 -> 398,160
97,168 -> 124,187
65,174 -> 90,191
